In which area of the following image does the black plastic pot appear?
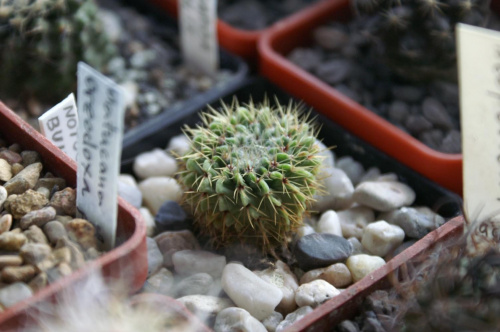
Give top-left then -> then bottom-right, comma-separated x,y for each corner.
120,76 -> 462,331
116,0 -> 248,159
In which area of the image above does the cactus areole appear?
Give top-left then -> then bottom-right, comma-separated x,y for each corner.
179,100 -> 322,251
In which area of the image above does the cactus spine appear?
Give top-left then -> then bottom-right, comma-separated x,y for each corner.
179,99 -> 322,251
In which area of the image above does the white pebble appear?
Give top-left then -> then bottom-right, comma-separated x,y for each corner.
313,167 -> 354,212
316,210 -> 342,236
214,307 -> 267,332
0,186 -> 7,209
138,176 -> 182,215
353,181 -> 416,211
254,261 -> 299,315
346,254 -> 386,282
167,134 -> 191,157
299,263 -> 352,288
173,250 -> 226,277
139,207 -> 155,237
118,180 -> 142,208
262,311 -> 283,332
295,279 -> 340,308
119,174 -> 138,187
315,139 -> 335,168
221,263 -> 283,320
177,295 -> 233,320
133,148 -> 178,179
337,206 -> 374,240
361,221 -> 405,257
296,224 -> 315,239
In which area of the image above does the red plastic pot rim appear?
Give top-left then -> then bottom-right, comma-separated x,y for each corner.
0,102 -> 147,330
258,0 -> 463,195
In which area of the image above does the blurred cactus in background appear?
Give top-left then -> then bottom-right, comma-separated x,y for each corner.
352,0 -> 492,82
0,0 -> 116,102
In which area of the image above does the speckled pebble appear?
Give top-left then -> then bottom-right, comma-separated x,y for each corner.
214,307 -> 267,332
3,162 -> 42,195
20,206 -> 56,230
295,279 -> 340,308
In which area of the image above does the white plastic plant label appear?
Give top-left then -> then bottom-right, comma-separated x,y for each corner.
38,93 -> 78,160
76,62 -> 125,250
457,24 -> 500,225
179,0 -> 219,76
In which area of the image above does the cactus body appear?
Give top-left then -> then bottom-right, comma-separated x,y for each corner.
0,0 -> 116,101
179,100 -> 322,251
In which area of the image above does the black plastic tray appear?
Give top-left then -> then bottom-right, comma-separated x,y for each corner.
121,76 -> 461,218
116,0 -> 249,159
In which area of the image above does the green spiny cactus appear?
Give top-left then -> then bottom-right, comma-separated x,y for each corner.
178,99 -> 322,251
0,0 -> 116,102
352,0 -> 491,82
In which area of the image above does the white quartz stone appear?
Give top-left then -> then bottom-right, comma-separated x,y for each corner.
361,220 -> 405,257
221,263 -> 283,320
313,167 -> 354,212
138,176 -> 183,214
295,279 -> 340,308
346,254 -> 386,282
316,210 -> 342,236
337,206 -> 375,240
133,148 -> 178,179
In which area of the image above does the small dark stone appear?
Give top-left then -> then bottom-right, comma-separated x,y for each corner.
20,151 -> 41,167
440,130 -> 461,154
155,200 -> 188,232
421,97 -> 454,130
365,290 -> 394,316
316,59 -> 353,85
288,48 -> 322,73
419,129 -> 444,150
387,100 -> 409,124
313,26 -> 350,52
405,115 -> 432,135
293,233 -> 353,271
391,85 -> 425,103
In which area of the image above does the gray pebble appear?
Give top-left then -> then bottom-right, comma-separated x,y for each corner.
380,207 -> 439,239
146,237 -> 163,277
440,130 -> 461,154
419,129 -> 444,150
387,100 -> 409,123
19,243 -> 52,266
294,233 -> 353,271
404,115 -> 432,135
43,221 -> 67,245
154,230 -> 200,267
391,85 -> 425,103
288,48 -> 322,72
3,162 -> 42,195
20,151 -> 41,167
24,225 -> 49,244
20,206 -> 56,230
276,306 -> 314,332
336,156 -> 364,185
422,97 -> 454,129
262,311 -> 284,332
316,59 -> 353,85
46,263 -> 72,283
142,267 -> 175,295
313,26 -> 350,52
175,272 -> 214,297
0,282 -> 33,308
